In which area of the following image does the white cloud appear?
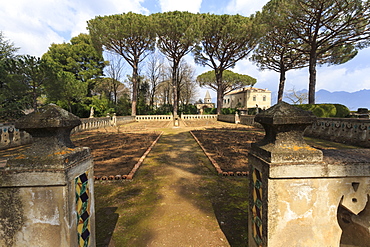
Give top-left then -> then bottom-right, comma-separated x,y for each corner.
158,0 -> 202,13
225,0 -> 268,16
0,0 -> 149,57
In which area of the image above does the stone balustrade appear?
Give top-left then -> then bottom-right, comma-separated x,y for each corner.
181,114 -> 217,120
218,114 -> 370,148
73,117 -> 111,133
0,123 -> 32,150
304,117 -> 370,148
136,115 -> 173,121
1,116 -> 136,150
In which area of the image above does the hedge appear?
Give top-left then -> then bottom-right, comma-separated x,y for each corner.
295,104 -> 350,118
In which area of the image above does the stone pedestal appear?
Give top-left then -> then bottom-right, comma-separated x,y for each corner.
248,102 -> 370,247
0,105 -> 95,247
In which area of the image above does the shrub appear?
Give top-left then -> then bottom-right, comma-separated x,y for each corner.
295,104 -> 350,118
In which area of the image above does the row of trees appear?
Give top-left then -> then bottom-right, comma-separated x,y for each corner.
251,0 -> 370,103
87,12 -> 260,115
3,0 -> 369,120
0,32 -> 112,121
88,1 -> 370,114
0,30 -> 199,121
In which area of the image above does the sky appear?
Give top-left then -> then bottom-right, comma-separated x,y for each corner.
1,0 -> 370,103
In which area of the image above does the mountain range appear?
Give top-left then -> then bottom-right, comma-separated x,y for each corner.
278,89 -> 370,111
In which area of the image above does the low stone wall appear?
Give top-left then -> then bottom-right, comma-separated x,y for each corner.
116,116 -> 136,125
217,114 -> 235,123
304,117 -> 370,148
181,114 -> 217,120
240,115 -> 255,126
0,116 -> 136,150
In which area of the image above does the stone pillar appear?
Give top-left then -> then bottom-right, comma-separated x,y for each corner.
248,102 -> 370,247
235,112 -> 240,124
0,104 -> 95,247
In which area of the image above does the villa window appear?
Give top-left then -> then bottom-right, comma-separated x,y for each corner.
253,96 -> 256,101
263,95 -> 266,101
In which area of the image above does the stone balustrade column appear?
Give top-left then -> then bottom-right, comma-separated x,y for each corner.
248,102 -> 370,247
0,104 -> 95,247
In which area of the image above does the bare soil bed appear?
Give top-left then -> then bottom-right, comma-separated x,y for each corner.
71,121 -> 265,177
72,127 -> 161,177
191,127 -> 265,172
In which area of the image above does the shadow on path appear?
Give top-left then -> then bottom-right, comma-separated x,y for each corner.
94,126 -> 249,246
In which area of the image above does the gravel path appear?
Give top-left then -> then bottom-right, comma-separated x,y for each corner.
140,127 -> 229,246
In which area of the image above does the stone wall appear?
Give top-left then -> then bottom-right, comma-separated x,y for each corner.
217,114 -> 235,123
240,115 -> 255,126
1,116 -> 136,150
217,115 -> 370,148
304,118 -> 370,148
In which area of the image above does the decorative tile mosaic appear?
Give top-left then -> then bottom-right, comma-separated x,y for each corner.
75,172 -> 90,247
252,168 -> 263,247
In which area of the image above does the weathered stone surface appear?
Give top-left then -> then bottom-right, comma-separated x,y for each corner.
3,104 -> 89,170
0,188 -> 24,247
251,101 -> 323,163
0,104 -> 95,247
248,101 -> 370,247
15,104 -> 81,155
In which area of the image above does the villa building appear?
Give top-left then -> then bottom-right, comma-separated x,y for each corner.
223,87 -> 271,110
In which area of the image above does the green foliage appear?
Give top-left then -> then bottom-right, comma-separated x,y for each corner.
42,33 -> 105,97
295,104 -> 350,118
197,70 -> 256,92
194,13 -> 261,114
0,32 -> 19,60
204,107 -> 237,115
42,34 -> 105,117
247,107 -> 262,115
114,96 -> 132,116
251,3 -> 309,102
269,0 -> 370,103
89,94 -> 114,117
8,55 -> 57,110
88,12 -> 156,116
154,104 -> 173,115
194,13 -> 259,69
204,108 -> 217,114
153,11 -> 200,61
179,104 -> 197,115
152,11 -> 201,117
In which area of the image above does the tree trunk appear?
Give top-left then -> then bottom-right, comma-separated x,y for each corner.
131,66 -> 138,116
308,50 -> 317,104
277,69 -> 286,103
215,69 -> 223,115
172,63 -> 179,119
32,88 -> 38,111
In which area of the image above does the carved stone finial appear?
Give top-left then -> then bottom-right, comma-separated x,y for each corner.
5,104 -> 89,170
251,101 -> 323,163
15,104 -> 81,154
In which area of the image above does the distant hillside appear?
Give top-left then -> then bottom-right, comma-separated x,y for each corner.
274,89 -> 370,111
